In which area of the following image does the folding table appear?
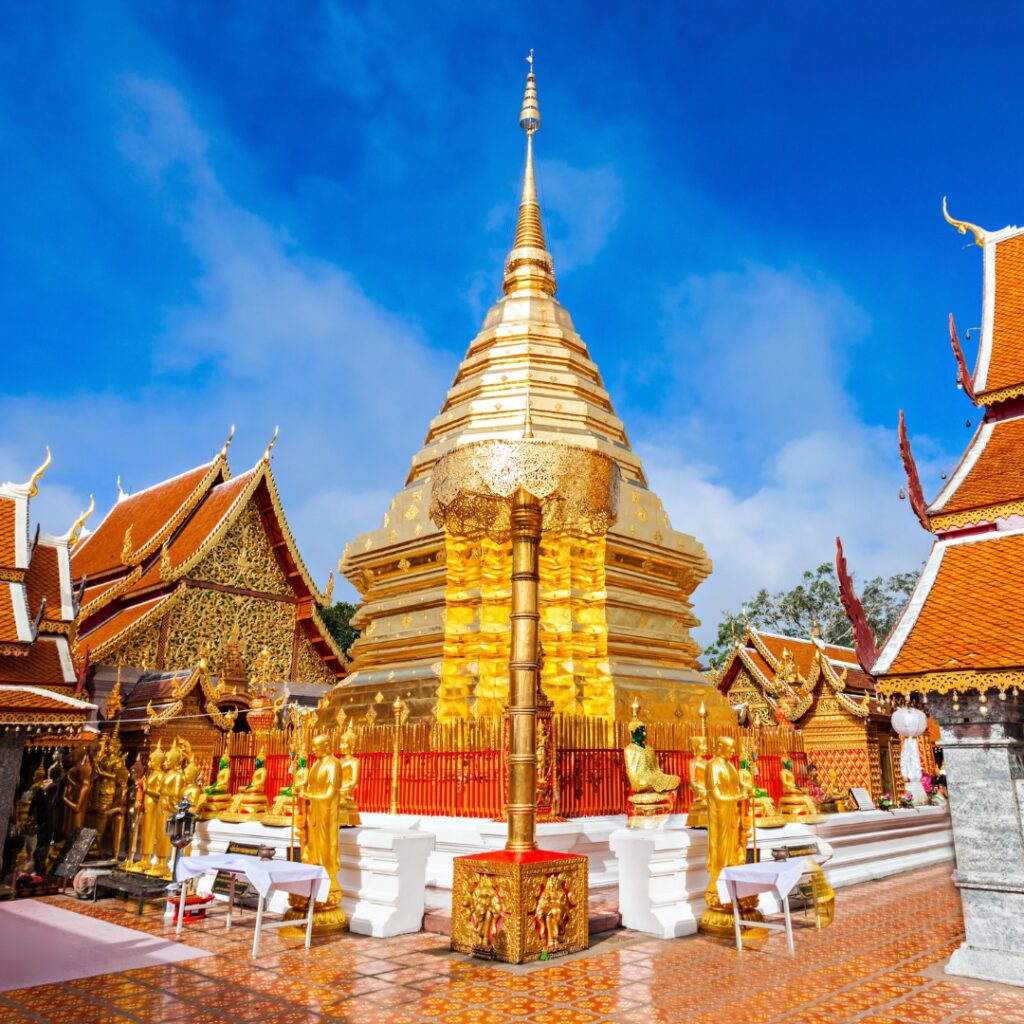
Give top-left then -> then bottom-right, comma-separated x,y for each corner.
174,852 -> 330,957
717,859 -> 808,955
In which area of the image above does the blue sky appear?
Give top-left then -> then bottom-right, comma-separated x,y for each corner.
3,3 -> 1021,642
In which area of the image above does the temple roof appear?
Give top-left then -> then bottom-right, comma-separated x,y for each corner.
874,526 -> 1024,678
718,625 -> 874,723
974,227 -> 1024,404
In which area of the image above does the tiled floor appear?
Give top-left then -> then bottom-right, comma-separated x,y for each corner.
1,864 -> 1021,1023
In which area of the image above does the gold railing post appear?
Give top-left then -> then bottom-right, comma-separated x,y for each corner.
506,486 -> 541,852
390,696 -> 408,815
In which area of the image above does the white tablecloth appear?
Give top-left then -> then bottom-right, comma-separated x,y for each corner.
175,853 -> 330,902
716,860 -> 807,904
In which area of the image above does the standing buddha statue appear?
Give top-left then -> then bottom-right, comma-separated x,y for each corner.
281,731 -> 346,936
685,735 -> 709,828
179,759 -> 207,858
699,736 -> 764,936
338,727 -> 361,827
623,714 -> 680,829
152,741 -> 185,877
220,747 -> 269,822
134,741 -> 165,872
62,751 -> 94,833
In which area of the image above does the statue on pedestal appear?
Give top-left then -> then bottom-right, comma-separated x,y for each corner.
262,747 -> 309,828
153,741 -> 185,877
738,739 -> 784,829
699,736 -> 764,936
685,735 -> 709,828
624,713 -> 680,829
219,747 -> 268,822
281,731 -> 347,936
132,741 -> 164,873
202,753 -> 232,819
778,758 -> 821,819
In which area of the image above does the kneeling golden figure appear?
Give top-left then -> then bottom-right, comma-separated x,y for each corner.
624,718 -> 680,829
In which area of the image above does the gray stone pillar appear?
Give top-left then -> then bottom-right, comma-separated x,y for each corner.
0,731 -> 26,877
928,690 -> 1024,987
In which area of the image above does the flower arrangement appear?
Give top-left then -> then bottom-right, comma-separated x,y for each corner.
899,791 -> 914,808
878,792 -> 894,810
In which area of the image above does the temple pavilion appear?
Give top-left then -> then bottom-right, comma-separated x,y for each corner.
716,625 -> 899,800
72,432 -> 345,747
837,203 -> 1024,986
0,452 -> 97,866
332,68 -> 729,726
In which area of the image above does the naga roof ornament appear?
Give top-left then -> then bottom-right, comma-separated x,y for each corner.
942,196 -> 986,248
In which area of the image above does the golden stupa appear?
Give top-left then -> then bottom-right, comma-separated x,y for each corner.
333,61 -> 726,725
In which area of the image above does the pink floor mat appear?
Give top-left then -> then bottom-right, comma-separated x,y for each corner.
0,899 -> 209,991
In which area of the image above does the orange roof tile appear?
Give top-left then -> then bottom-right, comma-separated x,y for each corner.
0,637 -> 72,686
25,544 -> 64,623
930,415 -> 1024,525
0,585 -> 22,644
80,576 -> 125,610
983,232 -> 1024,397
884,531 -> 1024,674
756,633 -> 858,677
0,497 -> 16,569
73,462 -> 219,579
130,471 -> 255,594
78,593 -> 173,657
0,685 -> 93,714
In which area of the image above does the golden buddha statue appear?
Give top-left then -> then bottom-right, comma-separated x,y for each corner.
89,734 -> 125,855
202,752 -> 232,818
685,735 -> 709,829
778,758 -> 822,820
624,718 -> 680,829
281,732 -> 346,936
17,763 -> 46,833
220,747 -> 269,822
738,741 -> 784,829
110,757 -> 131,860
339,728 -> 361,827
133,741 -> 165,872
262,748 -> 309,828
152,741 -> 185,877
700,736 -> 764,936
178,759 -> 207,858
62,751 -> 94,833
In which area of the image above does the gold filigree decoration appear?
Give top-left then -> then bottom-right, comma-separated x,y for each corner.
191,500 -> 289,593
930,497 -> 1024,531
430,439 -> 620,538
878,668 -> 1024,696
974,380 -> 1024,406
121,526 -> 134,564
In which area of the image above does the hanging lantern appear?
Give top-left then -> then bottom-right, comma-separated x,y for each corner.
891,706 -> 927,738
891,705 -> 928,806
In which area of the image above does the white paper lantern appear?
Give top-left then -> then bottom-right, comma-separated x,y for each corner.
891,706 -> 927,738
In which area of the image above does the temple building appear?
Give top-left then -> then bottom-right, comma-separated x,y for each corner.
0,453 -> 96,868
334,67 -> 728,725
716,625 -> 898,799
839,204 -> 1024,986
72,433 -> 345,728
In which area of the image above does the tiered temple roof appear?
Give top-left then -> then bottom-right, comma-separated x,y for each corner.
717,626 -> 875,726
854,206 -> 1024,695
74,434 -> 345,689
0,453 -> 96,741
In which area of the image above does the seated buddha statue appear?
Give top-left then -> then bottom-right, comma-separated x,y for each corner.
202,753 -> 232,819
778,759 -> 820,819
738,742 -> 784,828
338,728 -> 361,827
262,749 -> 309,828
220,749 -> 269,822
624,721 -> 680,829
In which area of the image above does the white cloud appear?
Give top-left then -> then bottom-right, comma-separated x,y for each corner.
636,263 -> 945,646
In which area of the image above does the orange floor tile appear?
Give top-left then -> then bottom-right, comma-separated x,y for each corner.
1,864 -> 1021,1023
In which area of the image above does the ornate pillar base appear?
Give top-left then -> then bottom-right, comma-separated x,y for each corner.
451,850 -> 588,963
699,895 -> 765,938
280,890 -> 348,938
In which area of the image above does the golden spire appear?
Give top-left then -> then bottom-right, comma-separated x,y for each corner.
942,196 -> 986,247
503,52 -> 556,299
262,425 -> 279,462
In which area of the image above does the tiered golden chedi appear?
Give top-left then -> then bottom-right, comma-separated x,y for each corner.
336,65 -> 724,724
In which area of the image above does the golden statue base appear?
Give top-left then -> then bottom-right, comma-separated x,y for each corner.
699,896 -> 766,939
217,810 -> 265,824
259,814 -> 293,828
279,893 -> 347,938
781,813 -> 829,825
754,816 -> 787,829
451,850 -> 588,964
627,793 -> 675,830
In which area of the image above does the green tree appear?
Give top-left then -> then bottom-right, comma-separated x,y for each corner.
702,561 -> 918,670
318,601 -> 360,656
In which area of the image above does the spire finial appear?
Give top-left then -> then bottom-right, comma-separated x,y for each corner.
220,424 -> 236,459
116,475 -> 126,502
67,495 -> 95,545
504,53 -> 556,299
27,447 -> 51,498
942,196 -> 986,247
262,425 -> 279,462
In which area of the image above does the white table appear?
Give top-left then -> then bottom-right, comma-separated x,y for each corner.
174,853 -> 331,957
717,859 -> 807,955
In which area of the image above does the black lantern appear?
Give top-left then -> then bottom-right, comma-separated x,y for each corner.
165,795 -> 197,886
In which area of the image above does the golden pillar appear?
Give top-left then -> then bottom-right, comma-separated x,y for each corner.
507,487 -> 541,853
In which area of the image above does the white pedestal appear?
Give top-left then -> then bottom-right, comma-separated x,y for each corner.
339,828 -> 434,937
